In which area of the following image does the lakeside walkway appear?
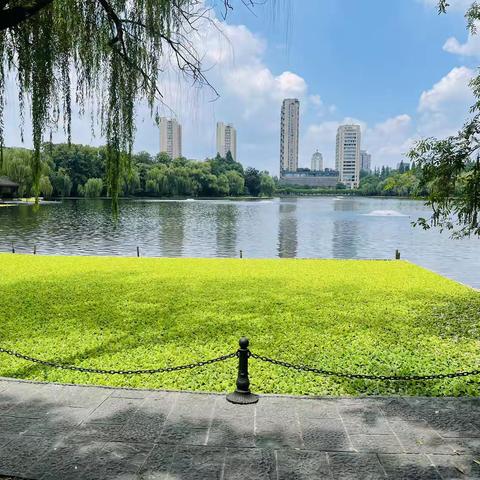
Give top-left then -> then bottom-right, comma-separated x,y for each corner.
0,378 -> 479,479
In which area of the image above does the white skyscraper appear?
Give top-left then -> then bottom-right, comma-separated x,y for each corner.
336,125 -> 361,188
360,150 -> 372,172
159,117 -> 182,159
216,122 -> 237,161
280,98 -> 300,174
311,150 -> 324,171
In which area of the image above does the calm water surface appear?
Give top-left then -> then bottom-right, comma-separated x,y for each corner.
0,197 -> 478,288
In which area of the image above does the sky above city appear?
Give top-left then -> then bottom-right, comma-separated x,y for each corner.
3,0 -> 480,173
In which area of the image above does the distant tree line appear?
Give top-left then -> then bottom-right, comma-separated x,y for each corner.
0,144 -> 275,199
276,162 -> 429,198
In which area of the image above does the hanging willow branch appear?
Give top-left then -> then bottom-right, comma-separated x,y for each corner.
0,0 -> 256,206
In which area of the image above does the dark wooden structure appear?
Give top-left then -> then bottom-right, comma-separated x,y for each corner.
0,177 -> 19,198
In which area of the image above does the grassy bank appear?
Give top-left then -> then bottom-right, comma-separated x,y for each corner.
0,254 -> 478,396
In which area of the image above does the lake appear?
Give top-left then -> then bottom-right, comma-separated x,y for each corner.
0,197 -> 478,288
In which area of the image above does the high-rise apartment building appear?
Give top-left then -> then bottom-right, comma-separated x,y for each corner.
216,122 -> 237,161
336,125 -> 361,188
159,117 -> 182,159
311,150 -> 324,171
280,98 -> 300,174
360,150 -> 372,172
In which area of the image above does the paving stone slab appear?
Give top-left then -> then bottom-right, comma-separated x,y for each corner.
428,454 -> 480,480
0,379 -> 479,479
167,445 -> 225,480
223,447 -> 276,480
327,452 -> 387,479
379,453 -> 442,479
301,417 -> 353,452
276,449 -> 331,479
137,444 -> 176,479
82,441 -> 154,480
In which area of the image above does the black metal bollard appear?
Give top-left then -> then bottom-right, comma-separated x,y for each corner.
395,249 -> 401,260
137,246 -> 140,258
226,337 -> 259,404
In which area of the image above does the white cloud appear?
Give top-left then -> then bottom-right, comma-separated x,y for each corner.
443,32 -> 480,58
417,66 -> 474,136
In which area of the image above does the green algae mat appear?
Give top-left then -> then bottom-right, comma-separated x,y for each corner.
0,254 -> 478,396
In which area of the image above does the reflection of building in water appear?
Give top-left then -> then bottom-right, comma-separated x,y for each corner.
159,202 -> 185,256
277,199 -> 298,258
332,198 -> 359,258
215,204 -> 238,257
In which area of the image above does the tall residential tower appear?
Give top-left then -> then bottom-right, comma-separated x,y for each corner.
216,122 -> 237,161
360,150 -> 372,172
280,98 -> 300,175
159,117 -> 182,159
335,124 -> 361,188
311,150 -> 324,171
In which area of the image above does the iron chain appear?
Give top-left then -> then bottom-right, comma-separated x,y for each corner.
1,345 -> 478,382
250,353 -> 480,381
0,347 -> 237,375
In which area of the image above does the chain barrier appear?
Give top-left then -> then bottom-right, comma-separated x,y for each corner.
1,343 -> 479,383
0,347 -> 237,375
250,352 -> 480,381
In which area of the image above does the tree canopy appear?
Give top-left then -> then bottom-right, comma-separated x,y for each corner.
0,0 -> 246,209
407,1 -> 480,237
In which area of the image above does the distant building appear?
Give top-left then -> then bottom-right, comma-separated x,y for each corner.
336,124 -> 361,188
360,150 -> 371,172
159,117 -> 182,159
280,98 -> 300,175
0,177 -> 19,198
216,122 -> 237,161
278,169 -> 339,188
311,150 -> 324,171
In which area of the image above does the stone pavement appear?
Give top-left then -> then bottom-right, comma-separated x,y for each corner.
0,378 -> 479,479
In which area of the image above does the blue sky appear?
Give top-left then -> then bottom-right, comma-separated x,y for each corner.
4,0 -> 480,173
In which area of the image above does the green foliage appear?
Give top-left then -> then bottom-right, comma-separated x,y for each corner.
226,171 -> 245,196
0,0 -> 239,207
0,255 -> 478,396
259,172 -> 275,197
408,125 -> 480,237
16,142 -> 272,198
39,175 -> 53,198
45,143 -> 106,195
50,168 -> 72,197
244,167 -> 261,196
404,0 -> 480,237
83,178 -> 103,198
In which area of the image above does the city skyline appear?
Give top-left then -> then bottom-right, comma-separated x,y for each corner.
1,1 -> 476,174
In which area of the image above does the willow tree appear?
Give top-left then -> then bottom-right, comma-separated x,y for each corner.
0,0 -> 248,209
408,0 -> 480,237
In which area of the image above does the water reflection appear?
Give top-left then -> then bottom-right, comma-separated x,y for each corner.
332,198 -> 359,258
277,199 -> 298,258
159,202 -> 185,257
215,204 -> 238,257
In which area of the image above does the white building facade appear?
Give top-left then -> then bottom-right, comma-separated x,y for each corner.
216,122 -> 237,161
159,117 -> 182,159
336,124 -> 361,188
360,150 -> 372,172
311,150 -> 324,171
280,98 -> 300,174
